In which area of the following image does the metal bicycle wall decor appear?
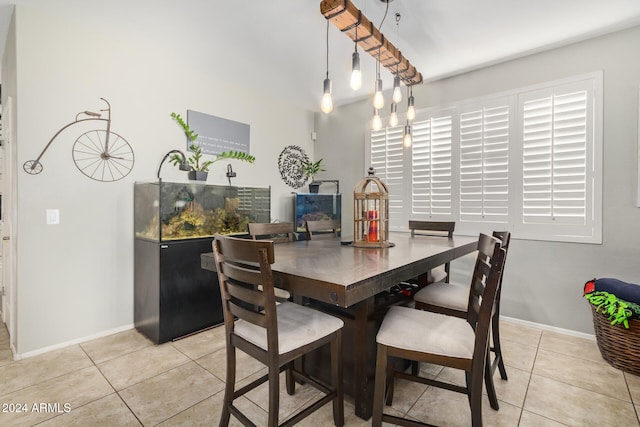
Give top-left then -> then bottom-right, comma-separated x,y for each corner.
23,98 -> 135,182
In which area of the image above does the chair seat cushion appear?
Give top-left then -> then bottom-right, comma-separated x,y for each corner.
234,302 -> 344,354
414,281 -> 468,312
377,306 -> 475,360
427,266 -> 448,283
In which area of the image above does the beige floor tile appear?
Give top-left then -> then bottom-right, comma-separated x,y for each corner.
80,328 -> 153,364
626,372 -> 640,404
244,371 -> 323,422
196,347 -> 265,382
37,393 -> 141,426
0,347 -> 13,367
518,410 -> 569,426
533,348 -> 630,402
406,384 -> 520,426
524,374 -> 638,425
500,321 -> 542,347
97,342 -> 190,390
171,325 -> 226,360
491,366 -> 531,408
383,376 -> 428,414
539,330 -> 606,366
501,337 -> 538,372
0,345 -> 92,396
0,366 -> 114,427
119,361 -> 224,426
157,390 -> 266,427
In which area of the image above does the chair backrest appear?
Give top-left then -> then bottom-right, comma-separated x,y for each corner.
465,234 -> 506,360
409,220 -> 455,238
213,235 -> 279,350
306,219 -> 340,240
247,222 -> 296,243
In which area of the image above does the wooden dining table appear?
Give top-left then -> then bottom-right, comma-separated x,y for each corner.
201,231 -> 478,419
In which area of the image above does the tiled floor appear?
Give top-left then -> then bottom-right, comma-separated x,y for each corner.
0,319 -> 639,426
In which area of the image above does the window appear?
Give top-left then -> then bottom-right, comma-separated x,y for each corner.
366,72 -> 603,243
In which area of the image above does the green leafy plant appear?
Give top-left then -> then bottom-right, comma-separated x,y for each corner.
169,112 -> 255,172
300,158 -> 325,180
585,291 -> 640,328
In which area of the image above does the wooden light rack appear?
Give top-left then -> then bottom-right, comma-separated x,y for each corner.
320,0 -> 423,86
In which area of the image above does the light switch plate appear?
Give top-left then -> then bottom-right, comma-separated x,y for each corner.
46,209 -> 60,225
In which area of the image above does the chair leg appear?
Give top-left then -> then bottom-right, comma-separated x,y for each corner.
372,344 -> 388,427
219,346 -> 236,427
491,314 -> 508,380
267,360 -> 280,427
331,331 -> 344,427
385,357 -> 395,406
484,350 -> 499,411
285,363 -> 295,396
469,367 -> 484,427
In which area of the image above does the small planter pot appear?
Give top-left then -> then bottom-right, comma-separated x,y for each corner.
308,181 -> 321,193
188,171 -> 208,181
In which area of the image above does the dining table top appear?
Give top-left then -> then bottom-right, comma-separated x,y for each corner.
201,231 -> 478,308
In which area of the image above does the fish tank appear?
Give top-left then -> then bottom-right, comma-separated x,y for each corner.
294,193 -> 341,234
135,181 -> 271,242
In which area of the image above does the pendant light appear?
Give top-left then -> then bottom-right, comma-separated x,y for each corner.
321,19 -> 333,114
372,109 -> 382,131
406,86 -> 416,121
392,13 -> 402,104
350,20 -> 362,90
389,103 -> 399,127
403,121 -> 412,147
372,1 -> 390,111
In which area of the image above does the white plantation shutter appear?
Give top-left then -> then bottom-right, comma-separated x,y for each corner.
411,115 -> 453,216
459,100 -> 510,223
522,91 -> 587,223
370,126 -> 404,229
516,75 -> 601,243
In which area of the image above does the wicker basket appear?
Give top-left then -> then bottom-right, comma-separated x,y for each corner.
591,305 -> 640,376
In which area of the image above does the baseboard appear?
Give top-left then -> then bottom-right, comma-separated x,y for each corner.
13,324 -> 135,361
501,315 -> 596,341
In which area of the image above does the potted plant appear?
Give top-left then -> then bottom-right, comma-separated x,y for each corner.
169,112 -> 255,181
300,158 -> 325,193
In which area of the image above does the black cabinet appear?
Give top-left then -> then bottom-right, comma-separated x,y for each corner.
134,237 -> 223,344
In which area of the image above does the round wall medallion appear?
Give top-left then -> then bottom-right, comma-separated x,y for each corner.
278,145 -> 309,189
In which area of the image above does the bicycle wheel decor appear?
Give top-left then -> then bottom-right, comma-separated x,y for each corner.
22,97 -> 135,182
72,130 -> 135,182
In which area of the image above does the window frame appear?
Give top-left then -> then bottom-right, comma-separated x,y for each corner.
366,71 -> 603,244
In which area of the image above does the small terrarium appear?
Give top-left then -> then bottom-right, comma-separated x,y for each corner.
134,181 -> 271,241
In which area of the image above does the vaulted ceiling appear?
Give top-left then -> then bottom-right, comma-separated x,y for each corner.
1,0 -> 640,111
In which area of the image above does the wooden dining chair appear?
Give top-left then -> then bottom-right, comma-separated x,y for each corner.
248,222 -> 296,243
413,231 -> 512,388
213,235 -> 344,427
305,219 -> 340,240
372,233 -> 506,427
409,220 -> 456,283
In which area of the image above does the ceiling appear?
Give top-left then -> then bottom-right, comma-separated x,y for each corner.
1,0 -> 640,111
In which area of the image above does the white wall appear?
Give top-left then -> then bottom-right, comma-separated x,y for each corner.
314,25 -> 640,334
6,2 -> 315,355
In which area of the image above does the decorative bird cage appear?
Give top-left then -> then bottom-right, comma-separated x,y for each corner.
353,168 -> 393,248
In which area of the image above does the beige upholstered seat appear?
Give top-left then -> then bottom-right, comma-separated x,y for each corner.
372,233 -> 506,427
213,235 -> 344,427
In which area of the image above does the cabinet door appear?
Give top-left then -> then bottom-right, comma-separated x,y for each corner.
158,238 -> 223,342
